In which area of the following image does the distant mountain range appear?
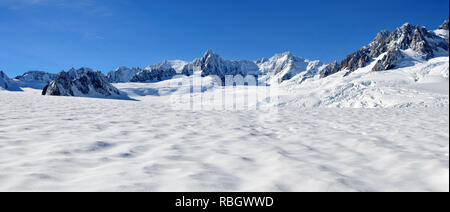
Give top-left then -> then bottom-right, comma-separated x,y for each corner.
1,20 -> 448,99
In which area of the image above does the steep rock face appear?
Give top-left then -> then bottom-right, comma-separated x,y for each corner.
106,67 -> 141,83
181,50 -> 261,80
0,71 -> 22,91
42,70 -> 121,97
339,30 -> 390,74
340,49 -> 371,73
129,60 -> 185,82
107,61 -> 188,83
340,22 -> 449,74
435,20 -> 449,42
372,49 -> 403,72
130,67 -> 177,82
438,20 -> 449,30
42,72 -> 74,96
319,60 -> 341,78
67,67 -> 93,80
14,71 -> 57,89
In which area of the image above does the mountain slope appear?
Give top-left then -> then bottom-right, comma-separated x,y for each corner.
181,50 -> 261,81
42,69 -> 129,99
0,71 -> 22,91
130,66 -> 177,83
280,56 -> 449,108
146,60 -> 188,74
256,52 -> 327,84
339,21 -> 449,76
107,67 -> 141,83
14,71 -> 57,89
106,60 -> 188,83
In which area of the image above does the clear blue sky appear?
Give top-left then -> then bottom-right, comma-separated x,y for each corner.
0,0 -> 449,76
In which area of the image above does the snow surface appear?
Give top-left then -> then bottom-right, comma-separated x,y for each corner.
0,89 -> 448,192
1,80 -> 449,191
281,57 -> 449,108
0,56 -> 448,192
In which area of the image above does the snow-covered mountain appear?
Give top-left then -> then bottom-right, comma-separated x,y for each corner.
181,50 -> 261,80
67,67 -> 94,80
3,20 -> 448,98
42,69 -> 126,99
106,67 -> 141,83
130,66 -> 177,83
339,20 -> 449,76
256,52 -> 327,84
130,60 -> 189,82
99,20 -> 449,86
106,60 -> 188,83
145,60 -> 188,74
280,56 -> 449,108
0,71 -> 22,91
435,20 -> 449,39
14,71 -> 57,89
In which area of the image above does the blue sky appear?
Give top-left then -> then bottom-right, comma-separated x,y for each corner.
0,0 -> 449,76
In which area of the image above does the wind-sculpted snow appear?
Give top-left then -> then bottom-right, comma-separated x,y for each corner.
0,20 -> 448,192
0,88 -> 448,191
0,57 -> 448,192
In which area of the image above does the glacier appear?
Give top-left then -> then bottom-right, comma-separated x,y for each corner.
0,20 -> 448,192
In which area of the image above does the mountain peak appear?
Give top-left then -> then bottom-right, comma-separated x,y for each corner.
271,52 -> 296,60
43,70 -> 123,98
279,51 -> 293,57
0,70 -> 22,91
401,22 -> 412,29
201,49 -> 224,64
203,49 -> 218,57
375,30 -> 390,41
439,20 -> 449,30
340,21 -> 449,74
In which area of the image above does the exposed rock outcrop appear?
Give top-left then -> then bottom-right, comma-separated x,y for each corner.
130,66 -> 177,82
438,20 -> 449,30
320,60 -> 340,78
42,70 -> 122,98
181,50 -> 261,81
372,48 -> 403,72
340,21 -> 449,75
